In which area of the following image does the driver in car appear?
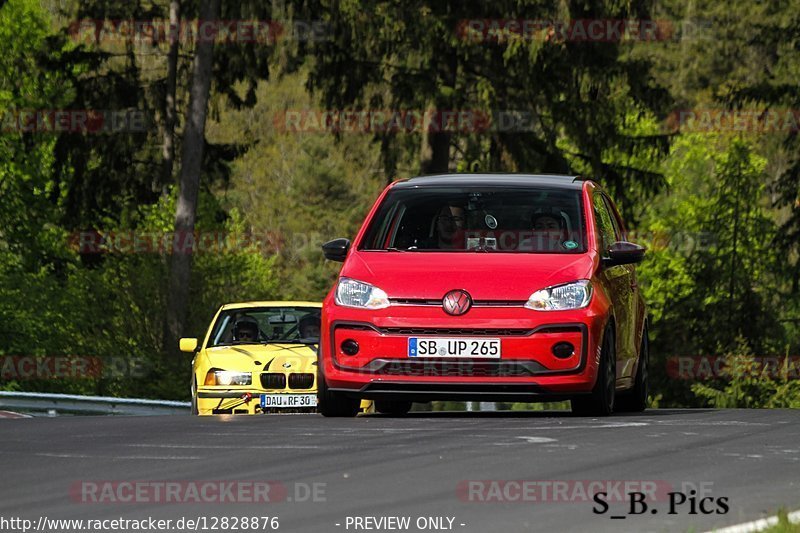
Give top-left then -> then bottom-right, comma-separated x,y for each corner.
298,314 -> 321,339
232,316 -> 260,343
519,211 -> 569,251
433,204 -> 466,249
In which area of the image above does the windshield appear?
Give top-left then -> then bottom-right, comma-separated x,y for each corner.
360,187 -> 586,253
207,306 -> 321,347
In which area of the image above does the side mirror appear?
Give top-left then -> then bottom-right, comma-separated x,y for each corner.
603,241 -> 646,267
322,238 -> 350,262
179,338 -> 199,353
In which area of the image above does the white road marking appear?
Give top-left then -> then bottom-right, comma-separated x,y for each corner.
511,422 -> 650,430
544,444 -> 578,450
35,453 -> 201,460
656,420 -> 770,427
125,443 -> 321,449
516,436 -> 558,443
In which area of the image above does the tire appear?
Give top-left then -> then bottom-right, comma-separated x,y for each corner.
317,369 -> 359,417
190,379 -> 199,416
572,326 -> 616,416
616,325 -> 649,413
375,400 -> 412,416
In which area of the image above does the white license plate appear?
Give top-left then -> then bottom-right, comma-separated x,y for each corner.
408,337 -> 501,358
260,394 -> 318,408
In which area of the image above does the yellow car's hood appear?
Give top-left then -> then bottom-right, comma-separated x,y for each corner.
202,343 -> 318,373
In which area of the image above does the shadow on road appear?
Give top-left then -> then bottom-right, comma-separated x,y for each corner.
364,408 -> 717,419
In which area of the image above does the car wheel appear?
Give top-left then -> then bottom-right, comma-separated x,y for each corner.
572,326 -> 616,416
317,369 -> 359,417
190,379 -> 199,416
375,400 -> 412,416
616,325 -> 648,413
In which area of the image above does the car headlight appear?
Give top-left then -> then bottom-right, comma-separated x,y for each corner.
204,370 -> 252,386
335,277 -> 390,309
524,280 -> 593,311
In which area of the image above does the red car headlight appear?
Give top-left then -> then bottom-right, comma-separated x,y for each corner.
335,277 -> 390,309
525,280 -> 593,311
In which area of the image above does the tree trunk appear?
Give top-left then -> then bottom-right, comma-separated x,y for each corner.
422,50 -> 457,174
164,0 -> 220,357
423,130 -> 451,174
160,0 -> 180,192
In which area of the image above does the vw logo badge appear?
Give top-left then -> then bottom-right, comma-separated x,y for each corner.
442,289 -> 472,316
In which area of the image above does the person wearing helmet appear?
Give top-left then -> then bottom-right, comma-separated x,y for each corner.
298,314 -> 321,340
232,316 -> 260,343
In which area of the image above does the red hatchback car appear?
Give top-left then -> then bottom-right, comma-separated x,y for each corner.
319,174 -> 648,417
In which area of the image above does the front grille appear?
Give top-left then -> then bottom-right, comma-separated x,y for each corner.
376,360 -> 539,377
390,298 -> 442,306
472,300 -> 528,307
260,373 -> 286,389
389,298 -> 527,307
380,327 -> 532,336
288,373 -> 314,389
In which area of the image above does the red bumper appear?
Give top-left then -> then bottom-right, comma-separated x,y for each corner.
320,294 -> 609,402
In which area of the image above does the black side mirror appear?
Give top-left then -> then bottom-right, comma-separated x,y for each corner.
322,238 -> 350,262
603,241 -> 646,267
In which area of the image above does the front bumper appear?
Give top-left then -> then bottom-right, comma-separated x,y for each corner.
196,388 -> 316,415
321,304 -> 608,402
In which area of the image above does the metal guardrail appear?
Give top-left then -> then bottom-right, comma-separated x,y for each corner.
0,391 -> 190,416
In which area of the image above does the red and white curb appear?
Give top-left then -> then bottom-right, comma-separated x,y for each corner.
0,410 -> 32,419
705,509 -> 800,533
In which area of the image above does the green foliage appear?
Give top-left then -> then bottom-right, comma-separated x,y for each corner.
691,338 -> 800,408
636,133 -> 792,406
301,0 -> 673,198
208,69 -> 385,301
0,187 -> 278,399
1,0 -> 799,409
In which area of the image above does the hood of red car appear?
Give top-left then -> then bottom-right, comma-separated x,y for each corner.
341,250 -> 598,300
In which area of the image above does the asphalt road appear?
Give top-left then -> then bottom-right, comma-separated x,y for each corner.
1,409 -> 798,533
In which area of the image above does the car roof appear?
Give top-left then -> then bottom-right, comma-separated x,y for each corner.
393,173 -> 587,190
220,301 -> 321,310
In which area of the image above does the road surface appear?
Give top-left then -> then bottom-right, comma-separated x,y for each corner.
1,409 -> 798,532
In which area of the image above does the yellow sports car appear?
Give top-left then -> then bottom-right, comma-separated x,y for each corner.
180,301 -> 369,415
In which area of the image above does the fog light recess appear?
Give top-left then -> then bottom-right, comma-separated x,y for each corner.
341,339 -> 359,356
551,342 -> 575,359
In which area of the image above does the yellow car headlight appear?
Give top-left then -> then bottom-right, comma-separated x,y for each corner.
204,370 -> 252,386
